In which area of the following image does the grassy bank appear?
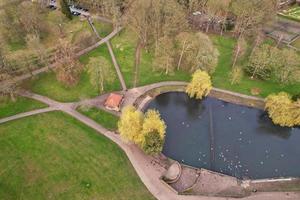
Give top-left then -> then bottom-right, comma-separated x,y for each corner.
111,30 -> 190,88
0,111 -> 154,200
77,106 -> 119,131
0,96 -> 47,119
211,35 -> 300,97
24,45 -> 121,102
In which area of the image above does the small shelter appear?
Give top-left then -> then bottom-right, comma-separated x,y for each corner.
104,93 -> 124,112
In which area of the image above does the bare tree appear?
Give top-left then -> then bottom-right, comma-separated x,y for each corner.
125,0 -> 187,86
54,40 -> 82,86
154,36 -> 175,74
230,0 -> 277,39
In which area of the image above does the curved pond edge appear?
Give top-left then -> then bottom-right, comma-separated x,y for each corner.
134,84 -> 265,112
160,157 -> 300,197
134,84 -> 300,196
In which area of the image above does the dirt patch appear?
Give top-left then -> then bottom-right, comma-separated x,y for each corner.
24,159 -> 44,186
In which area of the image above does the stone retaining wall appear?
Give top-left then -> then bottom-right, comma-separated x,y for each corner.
135,84 -> 266,111
210,88 -> 265,109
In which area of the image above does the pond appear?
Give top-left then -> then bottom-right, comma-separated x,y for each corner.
145,92 -> 300,180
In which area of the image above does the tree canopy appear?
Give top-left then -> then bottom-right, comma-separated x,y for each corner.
118,106 -> 144,144
265,92 -> 300,127
186,70 -> 212,99
87,57 -> 115,94
118,106 -> 166,155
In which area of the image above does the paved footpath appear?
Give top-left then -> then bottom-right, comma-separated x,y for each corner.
0,107 -> 57,124
0,89 -> 300,200
87,17 -> 127,91
106,40 -> 127,91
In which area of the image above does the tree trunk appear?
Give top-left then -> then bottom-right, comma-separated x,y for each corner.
133,40 -> 143,87
165,59 -> 169,75
206,22 -> 210,33
220,12 -> 228,36
177,40 -> 187,71
249,32 -> 262,58
100,72 -> 104,94
277,34 -> 283,47
232,43 -> 241,69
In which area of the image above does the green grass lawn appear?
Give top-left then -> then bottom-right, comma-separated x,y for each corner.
8,39 -> 26,51
23,45 -> 121,102
211,35 -> 300,97
93,20 -> 113,38
0,111 -> 154,200
111,30 -> 299,96
77,106 -> 119,131
111,30 -> 191,88
0,96 -> 47,119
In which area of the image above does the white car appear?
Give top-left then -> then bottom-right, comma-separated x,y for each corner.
193,11 -> 202,16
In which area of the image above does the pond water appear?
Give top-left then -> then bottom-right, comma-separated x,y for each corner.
145,92 -> 300,179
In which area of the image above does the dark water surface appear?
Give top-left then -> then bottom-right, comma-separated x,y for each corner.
146,92 -> 300,179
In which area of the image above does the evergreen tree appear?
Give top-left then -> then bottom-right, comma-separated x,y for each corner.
141,130 -> 164,155
60,0 -> 72,20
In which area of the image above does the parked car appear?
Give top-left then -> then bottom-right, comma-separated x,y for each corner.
71,11 -> 80,16
47,5 -> 57,10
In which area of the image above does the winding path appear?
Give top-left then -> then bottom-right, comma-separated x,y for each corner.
0,88 -> 299,200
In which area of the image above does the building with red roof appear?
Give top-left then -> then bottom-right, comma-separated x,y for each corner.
104,93 -> 124,112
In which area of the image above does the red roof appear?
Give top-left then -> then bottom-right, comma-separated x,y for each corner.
104,93 -> 124,110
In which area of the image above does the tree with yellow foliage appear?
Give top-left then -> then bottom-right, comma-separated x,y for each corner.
186,70 -> 212,99
293,99 -> 300,125
118,106 -> 144,144
141,110 -> 166,155
118,107 -> 167,155
265,92 -> 300,127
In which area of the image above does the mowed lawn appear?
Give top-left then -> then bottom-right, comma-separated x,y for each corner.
77,106 -> 119,131
0,97 -> 47,119
0,112 -> 155,200
211,35 -> 300,97
111,30 -> 300,97
93,20 -> 113,38
23,45 -> 121,102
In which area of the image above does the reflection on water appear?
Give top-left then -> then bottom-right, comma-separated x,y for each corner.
146,92 -> 300,179
257,112 -> 292,139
